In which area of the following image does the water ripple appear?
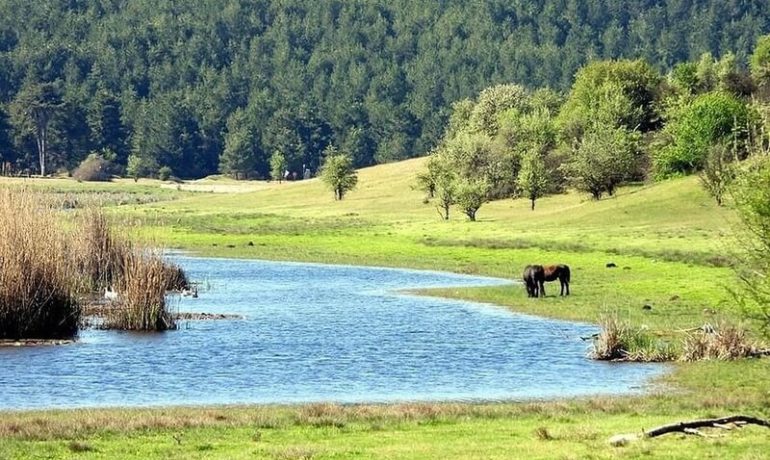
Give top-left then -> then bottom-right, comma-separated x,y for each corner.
0,257 -> 666,410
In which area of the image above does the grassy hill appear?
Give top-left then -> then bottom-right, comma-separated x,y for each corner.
104,157 -> 739,331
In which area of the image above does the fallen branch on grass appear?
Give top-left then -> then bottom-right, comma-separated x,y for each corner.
609,415 -> 770,446
644,415 -> 770,438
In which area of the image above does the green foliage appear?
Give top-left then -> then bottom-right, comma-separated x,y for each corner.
750,34 -> 770,91
654,92 -> 749,178
319,146 -> 358,200
269,151 -> 287,183
563,125 -> 641,199
427,154 -> 457,220
698,143 -> 736,206
126,154 -> 157,181
0,1 -> 768,179
10,80 -> 65,176
468,84 -> 530,137
220,108 -> 259,180
669,62 -> 700,95
454,178 -> 490,222
516,151 -> 549,210
731,156 -> 770,333
157,166 -> 173,181
558,59 -> 662,138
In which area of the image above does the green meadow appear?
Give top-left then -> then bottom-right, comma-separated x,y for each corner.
1,159 -> 769,459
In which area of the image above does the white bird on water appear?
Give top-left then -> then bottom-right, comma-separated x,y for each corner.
104,286 -> 119,301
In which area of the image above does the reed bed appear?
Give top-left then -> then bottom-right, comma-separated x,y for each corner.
0,190 -> 80,339
0,189 -> 187,337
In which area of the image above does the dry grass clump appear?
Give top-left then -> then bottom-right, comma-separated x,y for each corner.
73,207 -> 187,331
73,208 -> 129,293
162,261 -> 190,291
0,190 -> 80,339
682,323 -> 760,361
1,191 -> 185,336
103,251 -> 177,331
71,153 -> 112,182
590,314 -> 676,362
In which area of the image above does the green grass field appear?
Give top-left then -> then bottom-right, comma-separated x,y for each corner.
1,160 -> 768,459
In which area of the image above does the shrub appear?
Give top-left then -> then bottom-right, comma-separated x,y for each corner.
72,153 -> 112,182
590,314 -> 676,362
158,166 -> 173,181
654,92 -> 749,178
731,156 -> 770,334
0,190 -> 80,339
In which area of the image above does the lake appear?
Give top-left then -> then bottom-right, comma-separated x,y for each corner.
0,256 -> 665,410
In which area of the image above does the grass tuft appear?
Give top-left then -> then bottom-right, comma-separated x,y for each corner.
681,323 -> 760,361
534,426 -> 554,440
590,314 -> 677,362
67,441 -> 96,453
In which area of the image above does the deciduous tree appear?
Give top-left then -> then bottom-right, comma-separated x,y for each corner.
320,146 -> 358,200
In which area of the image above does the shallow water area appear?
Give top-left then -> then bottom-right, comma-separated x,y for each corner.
0,256 -> 666,410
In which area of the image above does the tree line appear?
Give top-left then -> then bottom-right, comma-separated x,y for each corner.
1,0 -> 769,179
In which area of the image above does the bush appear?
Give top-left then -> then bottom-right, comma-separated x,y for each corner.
157,166 -> 173,181
590,314 -> 676,362
72,153 -> 112,182
654,92 -> 749,178
731,156 -> 770,334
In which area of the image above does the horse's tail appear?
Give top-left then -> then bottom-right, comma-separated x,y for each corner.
564,265 -> 571,283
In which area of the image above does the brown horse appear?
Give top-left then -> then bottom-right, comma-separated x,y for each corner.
542,264 -> 570,296
522,264 -> 545,298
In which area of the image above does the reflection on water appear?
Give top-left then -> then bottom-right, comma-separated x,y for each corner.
0,257 -> 665,410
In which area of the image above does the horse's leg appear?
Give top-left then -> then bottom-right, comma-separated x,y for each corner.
539,281 -> 545,297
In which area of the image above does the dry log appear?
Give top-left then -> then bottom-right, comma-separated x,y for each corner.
645,415 -> 770,438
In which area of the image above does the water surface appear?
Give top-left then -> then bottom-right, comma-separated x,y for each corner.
0,257 -> 665,410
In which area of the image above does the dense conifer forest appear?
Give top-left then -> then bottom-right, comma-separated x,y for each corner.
1,0 -> 769,179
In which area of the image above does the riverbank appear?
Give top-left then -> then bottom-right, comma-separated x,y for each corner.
0,360 -> 768,459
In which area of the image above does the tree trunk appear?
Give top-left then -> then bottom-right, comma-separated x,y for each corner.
531,197 -> 536,210
37,124 -> 46,176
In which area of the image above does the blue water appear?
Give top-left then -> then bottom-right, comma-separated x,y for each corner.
0,257 -> 665,410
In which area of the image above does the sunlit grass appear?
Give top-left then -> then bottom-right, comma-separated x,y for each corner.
0,161 -> 767,458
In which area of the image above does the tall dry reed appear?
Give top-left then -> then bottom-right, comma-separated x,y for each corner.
0,190 -> 80,339
103,250 -> 177,331
73,208 -> 128,292
681,323 -> 759,361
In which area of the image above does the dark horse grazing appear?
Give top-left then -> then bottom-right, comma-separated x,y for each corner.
522,264 -> 545,298
542,264 -> 570,296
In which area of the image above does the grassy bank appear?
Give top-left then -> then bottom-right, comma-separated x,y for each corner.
1,160 -> 768,458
